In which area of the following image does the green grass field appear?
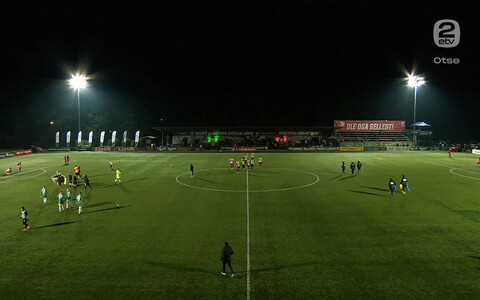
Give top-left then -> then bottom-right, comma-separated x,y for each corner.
1,151 -> 480,299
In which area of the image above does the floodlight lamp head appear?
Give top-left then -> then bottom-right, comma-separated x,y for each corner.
69,75 -> 88,90
407,75 -> 425,88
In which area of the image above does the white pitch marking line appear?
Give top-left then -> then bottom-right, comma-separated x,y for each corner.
246,167 -> 251,300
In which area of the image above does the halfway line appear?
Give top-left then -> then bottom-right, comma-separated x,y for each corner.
246,167 -> 251,300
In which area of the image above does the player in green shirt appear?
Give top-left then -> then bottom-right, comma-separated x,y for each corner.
41,186 -> 49,205
77,192 -> 84,215
65,188 -> 72,209
57,190 -> 64,213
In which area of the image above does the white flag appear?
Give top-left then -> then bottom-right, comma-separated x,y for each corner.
112,131 -> 117,147
100,131 -> 105,146
66,131 -> 71,147
55,132 -> 60,147
135,131 -> 140,147
88,131 -> 93,147
77,131 -> 82,147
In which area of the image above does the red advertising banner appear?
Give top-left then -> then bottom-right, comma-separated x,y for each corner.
334,120 -> 405,132
15,149 -> 33,156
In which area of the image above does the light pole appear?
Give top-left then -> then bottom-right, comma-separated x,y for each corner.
69,75 -> 88,132
407,75 -> 425,147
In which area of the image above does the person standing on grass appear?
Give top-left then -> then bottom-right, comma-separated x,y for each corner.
73,175 -> 78,190
357,161 -> 362,172
17,161 -> 22,173
400,174 -> 409,194
388,178 -> 396,198
115,168 -> 122,183
342,161 -> 346,174
220,242 -> 235,278
448,149 -> 452,159
477,157 -> 480,165
20,207 -> 30,231
259,156 -> 263,167
41,185 -> 49,205
77,192 -> 84,215
190,164 -> 194,177
84,174 -> 91,189
57,190 -> 64,213
65,188 -> 72,209
350,162 -> 356,174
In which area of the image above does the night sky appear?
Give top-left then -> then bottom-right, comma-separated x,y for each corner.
1,3 -> 479,146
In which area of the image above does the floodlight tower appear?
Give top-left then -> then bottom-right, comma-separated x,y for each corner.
407,75 -> 425,147
69,74 -> 88,132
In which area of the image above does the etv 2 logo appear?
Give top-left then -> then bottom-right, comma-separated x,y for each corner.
433,19 -> 460,48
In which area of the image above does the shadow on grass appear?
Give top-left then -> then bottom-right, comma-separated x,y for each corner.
340,174 -> 357,180
469,256 -> 480,260
145,261 -> 220,276
327,174 -> 343,181
32,221 -> 79,229
361,186 -> 389,192
251,261 -> 318,273
84,205 -> 130,214
347,190 -> 385,197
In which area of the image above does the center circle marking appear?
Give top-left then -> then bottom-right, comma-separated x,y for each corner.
175,168 -> 319,193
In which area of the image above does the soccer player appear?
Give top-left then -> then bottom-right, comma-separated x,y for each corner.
77,192 -> 84,215
235,160 -> 240,174
17,161 -> 22,173
388,178 -> 396,198
246,159 -> 251,170
20,207 -> 30,231
400,175 -> 409,194
41,185 -> 49,205
74,165 -> 80,179
66,155 -> 70,165
69,173 -> 73,188
251,158 -> 254,170
5,167 -> 12,175
220,241 -> 235,278
229,157 -> 234,169
357,161 -> 362,172
73,175 -> 78,190
115,168 -> 122,183
241,158 -> 245,170
251,153 -> 255,160
350,162 -> 356,174
448,149 -> 452,159
109,161 -> 114,169
477,157 -> 480,165
57,190 -> 64,213
84,174 -> 91,189
342,161 -> 346,174
65,188 -> 72,209
258,156 -> 263,167
64,156 -> 67,165
190,164 -> 194,177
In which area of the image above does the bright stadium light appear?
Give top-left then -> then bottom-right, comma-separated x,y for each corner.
69,74 -> 88,133
406,74 -> 425,147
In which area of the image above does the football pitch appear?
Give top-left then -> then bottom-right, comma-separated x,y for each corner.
1,151 -> 480,299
